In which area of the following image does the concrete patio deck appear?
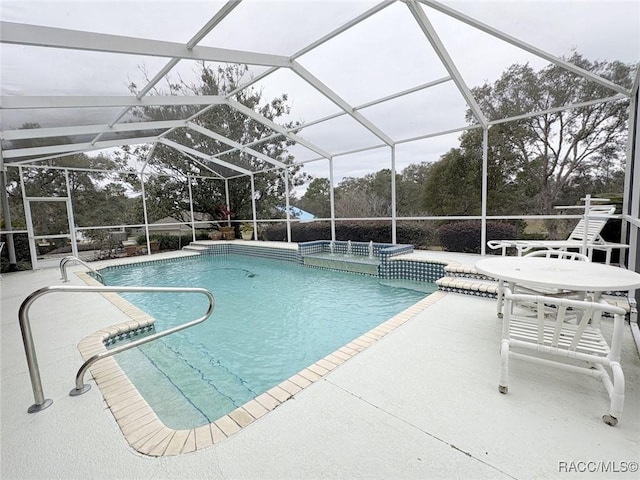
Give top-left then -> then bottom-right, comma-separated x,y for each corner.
1,250 -> 638,479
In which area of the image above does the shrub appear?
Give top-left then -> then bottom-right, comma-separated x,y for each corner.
0,233 -> 31,272
264,221 -> 434,246
135,232 -> 210,251
437,221 -> 517,253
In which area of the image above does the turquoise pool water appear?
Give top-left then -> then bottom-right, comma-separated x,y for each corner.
102,254 -> 434,429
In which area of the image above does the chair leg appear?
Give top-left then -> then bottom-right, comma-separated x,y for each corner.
498,339 -> 509,394
496,280 -> 504,317
603,362 -> 625,426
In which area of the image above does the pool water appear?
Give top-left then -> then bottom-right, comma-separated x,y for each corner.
102,254 -> 434,429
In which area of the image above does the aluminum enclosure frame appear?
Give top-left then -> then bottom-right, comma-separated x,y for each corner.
0,0 -> 638,273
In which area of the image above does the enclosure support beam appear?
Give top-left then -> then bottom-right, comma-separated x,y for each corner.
285,169 -> 292,243
406,0 -> 488,128
0,21 -> 291,68
139,172 -> 151,257
159,138 -> 252,175
329,158 -> 336,242
2,95 -> 227,110
419,0 -> 631,97
250,175 -> 258,240
227,100 -> 332,160
291,61 -> 395,146
625,72 -> 640,308
3,136 -> 161,162
391,146 -> 397,245
224,180 -> 231,227
0,151 -> 17,268
63,170 -> 79,259
621,72 -> 640,270
18,167 -> 38,269
187,174 -> 196,242
187,122 -> 286,168
481,127 -> 489,256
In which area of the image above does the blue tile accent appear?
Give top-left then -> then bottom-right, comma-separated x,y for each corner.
198,243 -> 302,263
298,240 -> 446,283
97,242 -> 450,286
104,325 -> 156,347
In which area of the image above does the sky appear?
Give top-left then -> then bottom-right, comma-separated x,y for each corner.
1,0 -> 639,193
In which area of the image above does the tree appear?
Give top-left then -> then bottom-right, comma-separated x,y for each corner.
334,170 -> 393,218
296,178 -> 331,218
125,64 -> 306,222
303,163 -> 432,219
4,124 -> 136,238
470,53 -> 634,216
421,52 -> 634,235
421,126 -> 525,215
396,162 -> 431,216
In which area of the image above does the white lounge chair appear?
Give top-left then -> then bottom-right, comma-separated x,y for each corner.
487,205 -> 628,264
499,287 -> 627,426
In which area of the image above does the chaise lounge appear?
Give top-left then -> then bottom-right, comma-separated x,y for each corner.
487,204 -> 628,264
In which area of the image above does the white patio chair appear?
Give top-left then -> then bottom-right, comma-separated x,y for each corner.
495,250 -> 590,318
499,287 -> 627,426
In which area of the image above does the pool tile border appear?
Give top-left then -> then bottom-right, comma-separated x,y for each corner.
75,268 -> 448,457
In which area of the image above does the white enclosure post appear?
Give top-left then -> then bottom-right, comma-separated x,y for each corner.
621,79 -> 638,269
391,145 -> 397,244
481,127 -> 489,255
329,158 -> 336,241
63,169 -> 79,259
0,150 -> 17,267
285,168 -> 292,243
581,194 -> 592,256
139,172 -> 151,256
250,174 -> 257,240
18,167 -> 38,269
187,174 -> 196,242
224,179 -> 231,226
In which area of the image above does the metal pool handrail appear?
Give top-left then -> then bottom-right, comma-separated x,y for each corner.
59,256 -> 104,283
19,284 -> 215,413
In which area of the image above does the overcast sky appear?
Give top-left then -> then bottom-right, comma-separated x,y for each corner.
1,0 -> 638,190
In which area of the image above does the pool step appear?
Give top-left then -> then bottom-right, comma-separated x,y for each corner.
183,244 -> 210,253
436,264 -> 499,299
124,338 -> 258,426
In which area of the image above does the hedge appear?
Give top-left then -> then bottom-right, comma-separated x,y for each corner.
135,232 -> 210,250
437,221 -> 517,253
264,221 -> 434,247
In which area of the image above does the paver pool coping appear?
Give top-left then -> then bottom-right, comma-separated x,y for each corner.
75,252 -> 449,457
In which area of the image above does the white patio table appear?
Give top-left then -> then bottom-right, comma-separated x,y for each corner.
475,256 -> 640,318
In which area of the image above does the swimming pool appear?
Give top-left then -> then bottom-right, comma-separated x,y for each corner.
101,254 -> 435,429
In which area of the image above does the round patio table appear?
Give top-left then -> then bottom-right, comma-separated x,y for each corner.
475,256 -> 640,292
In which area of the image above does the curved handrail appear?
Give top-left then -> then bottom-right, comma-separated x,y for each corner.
59,256 -> 104,283
19,285 -> 214,413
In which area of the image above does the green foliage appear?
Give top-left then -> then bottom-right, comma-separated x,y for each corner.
437,221 -> 518,253
135,232 -> 210,250
0,233 -> 31,272
296,178 -> 331,218
334,170 -> 392,218
469,53 -> 633,214
4,139 -> 138,237
125,63 -> 307,222
421,53 -> 633,220
305,163 -> 432,219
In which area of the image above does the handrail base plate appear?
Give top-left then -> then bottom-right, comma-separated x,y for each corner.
28,399 -> 53,413
69,385 -> 91,396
